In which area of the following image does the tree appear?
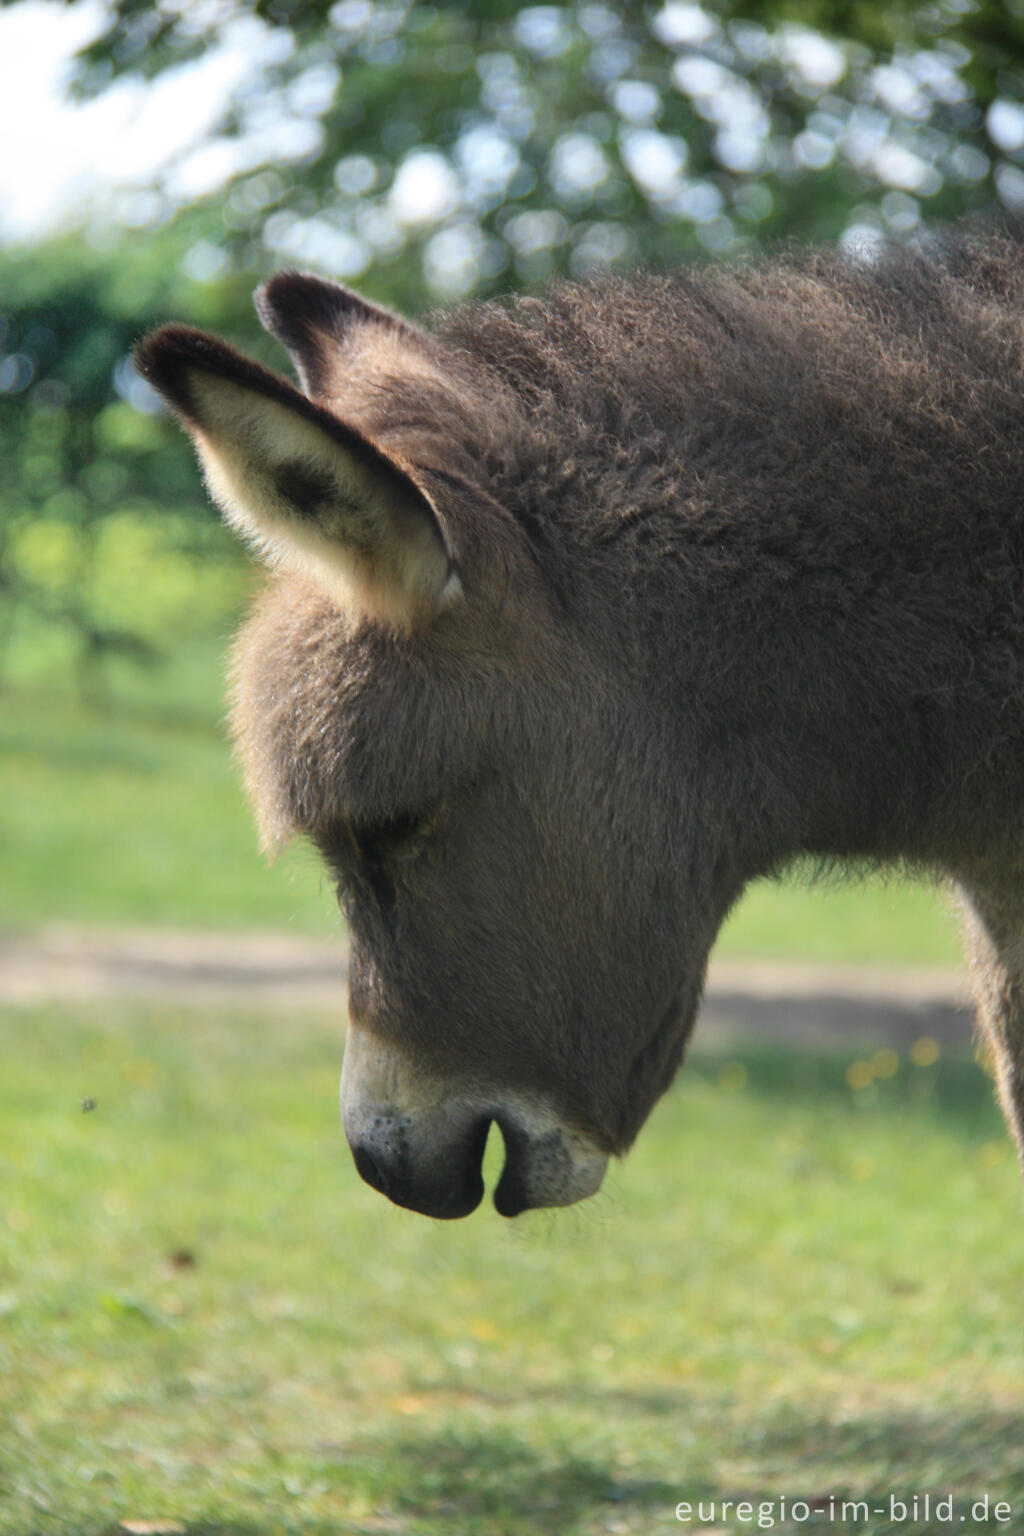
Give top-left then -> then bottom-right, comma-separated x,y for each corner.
53,0 -> 1024,307
0,229 -> 258,688
3,0 -> 1023,683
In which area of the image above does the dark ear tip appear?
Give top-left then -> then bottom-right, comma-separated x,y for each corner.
256,268 -> 356,306
135,324 -> 273,421
134,325 -> 215,416
254,269 -> 305,326
255,269 -> 367,348
134,323 -> 187,369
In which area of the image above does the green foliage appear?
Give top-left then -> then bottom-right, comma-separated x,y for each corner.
59,0 -> 1024,302
4,0 -> 1024,675
2,1001 -> 1021,1532
0,231 -> 265,681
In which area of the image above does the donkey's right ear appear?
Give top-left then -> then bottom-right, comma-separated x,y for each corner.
255,271 -> 427,398
135,324 -> 459,630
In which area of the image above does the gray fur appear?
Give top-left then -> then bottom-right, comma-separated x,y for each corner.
144,225 -> 1024,1214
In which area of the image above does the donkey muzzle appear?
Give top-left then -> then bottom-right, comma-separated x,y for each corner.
341,1023 -> 609,1219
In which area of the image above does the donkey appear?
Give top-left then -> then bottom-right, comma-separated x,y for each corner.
137,226 -> 1024,1219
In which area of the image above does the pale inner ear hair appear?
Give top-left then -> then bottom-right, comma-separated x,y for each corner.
185,369 -> 456,630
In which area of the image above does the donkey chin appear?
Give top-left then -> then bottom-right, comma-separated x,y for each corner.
340,1021 -> 609,1218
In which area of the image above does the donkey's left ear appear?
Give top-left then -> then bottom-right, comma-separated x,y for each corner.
135,324 -> 459,630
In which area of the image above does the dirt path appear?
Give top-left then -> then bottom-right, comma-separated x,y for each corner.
0,924 -> 975,1048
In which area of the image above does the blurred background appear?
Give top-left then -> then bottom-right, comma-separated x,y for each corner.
2,0 -> 1023,956
5,8 -> 1024,1532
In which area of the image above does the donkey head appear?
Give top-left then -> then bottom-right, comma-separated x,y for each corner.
137,275 -> 734,1217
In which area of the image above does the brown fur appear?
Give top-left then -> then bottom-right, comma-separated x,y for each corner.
140,225 -> 1024,1215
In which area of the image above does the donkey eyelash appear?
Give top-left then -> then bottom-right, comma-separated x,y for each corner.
345,800 -> 447,865
352,809 -> 425,861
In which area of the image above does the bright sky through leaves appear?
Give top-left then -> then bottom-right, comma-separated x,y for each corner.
2,0 -> 1019,287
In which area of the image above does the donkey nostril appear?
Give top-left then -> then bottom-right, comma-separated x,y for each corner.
348,1117 -> 490,1218
352,1143 -> 390,1196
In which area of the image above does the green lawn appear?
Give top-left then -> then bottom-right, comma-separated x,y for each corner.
0,647 -> 962,964
0,655 -> 339,937
2,1003 -> 1021,1535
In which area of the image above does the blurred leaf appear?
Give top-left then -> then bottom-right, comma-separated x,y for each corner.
22,0 -> 1024,300
2,0 -> 1024,683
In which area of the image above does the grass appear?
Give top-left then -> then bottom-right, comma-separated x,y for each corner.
0,645 -> 339,937
0,633 -> 963,964
716,873 -> 960,966
2,1002 -> 1022,1535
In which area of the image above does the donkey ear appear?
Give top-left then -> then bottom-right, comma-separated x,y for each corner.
134,324 -> 458,629
255,271 -> 425,398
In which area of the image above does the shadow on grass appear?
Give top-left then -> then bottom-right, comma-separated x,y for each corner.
333,1429 -> 677,1533
5,1401 -> 1022,1535
171,1401 -> 1023,1536
320,1401 -> 1024,1536
702,987 -> 972,1050
683,1038 -> 1003,1131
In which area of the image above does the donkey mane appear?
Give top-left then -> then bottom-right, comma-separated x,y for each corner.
345,231 -> 1024,684
361,228 -> 1022,876
432,226 -> 1024,565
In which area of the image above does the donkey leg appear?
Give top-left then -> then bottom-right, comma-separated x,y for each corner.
957,882 -> 1024,1168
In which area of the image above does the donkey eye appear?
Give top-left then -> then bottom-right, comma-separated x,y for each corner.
348,801 -> 445,865
353,809 -> 424,862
